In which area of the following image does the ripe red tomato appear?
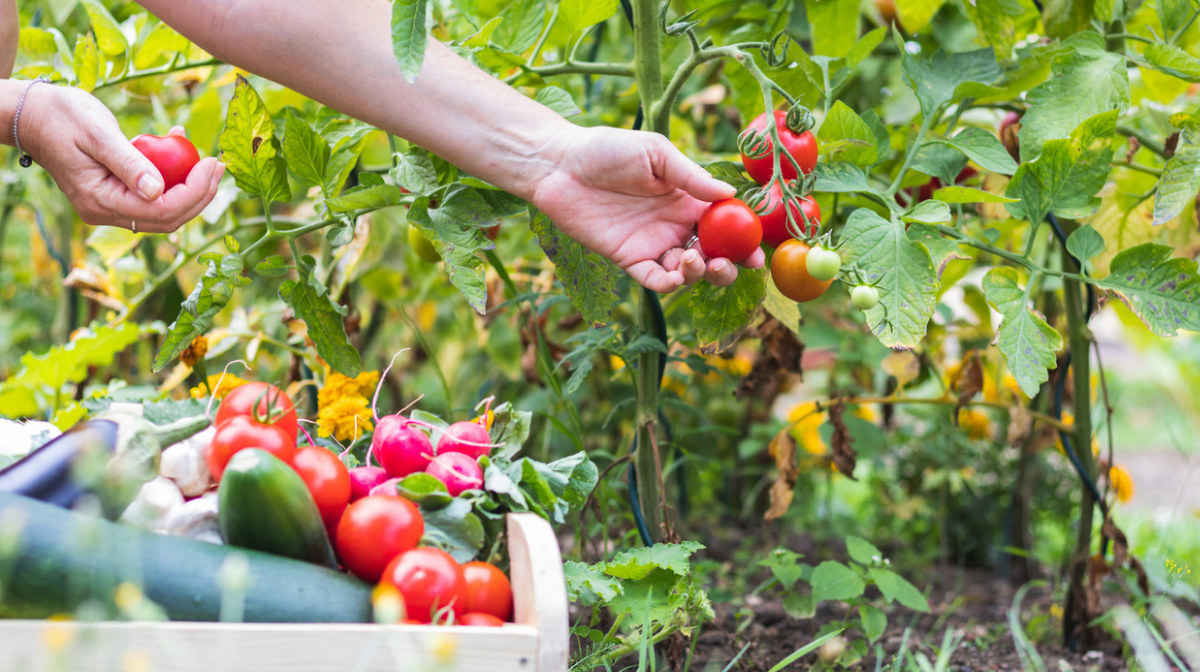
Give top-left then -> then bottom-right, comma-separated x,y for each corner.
336,495 -> 424,582
771,239 -> 833,303
741,111 -> 819,185
206,415 -> 297,481
130,134 -> 201,191
292,447 -> 352,526
381,547 -> 467,624
462,561 -> 513,621
759,184 -> 821,249
214,382 -> 299,443
459,613 -> 505,627
698,199 -> 762,263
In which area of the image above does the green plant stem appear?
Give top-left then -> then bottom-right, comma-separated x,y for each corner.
887,111 -> 936,197
933,224 -> 1091,284
115,224 -> 233,321
1110,32 -> 1153,44
98,58 -> 223,89
502,60 -> 634,85
528,5 -> 559,66
1117,125 -> 1168,158
1170,7 -> 1200,44
1113,160 -> 1163,177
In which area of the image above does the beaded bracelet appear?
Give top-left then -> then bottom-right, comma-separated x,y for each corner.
13,76 -> 51,168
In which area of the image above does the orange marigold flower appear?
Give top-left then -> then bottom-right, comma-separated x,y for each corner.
1109,464 -> 1134,503
179,336 -> 209,368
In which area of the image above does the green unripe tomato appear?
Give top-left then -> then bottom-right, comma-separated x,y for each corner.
851,285 -> 879,310
805,246 -> 841,281
408,225 -> 441,263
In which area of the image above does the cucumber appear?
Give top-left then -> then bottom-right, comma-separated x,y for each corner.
0,493 -> 372,622
218,449 -> 337,569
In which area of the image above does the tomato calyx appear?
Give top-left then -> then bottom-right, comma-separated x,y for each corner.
250,384 -> 293,427
785,104 -> 815,134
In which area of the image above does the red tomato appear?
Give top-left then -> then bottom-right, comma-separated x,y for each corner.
741,111 -> 819,185
770,239 -> 833,303
336,495 -> 424,582
382,548 -> 468,624
214,382 -> 299,442
462,561 -> 513,621
698,199 -> 762,263
759,184 -> 821,249
130,134 -> 201,191
206,415 -> 297,481
292,447 -> 352,525
459,613 -> 505,627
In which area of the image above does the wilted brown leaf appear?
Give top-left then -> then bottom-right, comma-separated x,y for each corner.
952,350 -> 984,416
736,316 -> 805,401
829,396 -> 857,480
765,426 -> 799,521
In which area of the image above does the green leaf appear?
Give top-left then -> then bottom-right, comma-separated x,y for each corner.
929,127 -> 1019,175
846,26 -> 887,71
895,0 -> 948,33
760,548 -> 808,589
804,0 -> 859,58
219,76 -> 291,204
905,223 -> 968,275
20,28 -> 58,57
1093,243 -> 1200,337
1041,0 -> 1092,39
1005,111 -> 1117,224
80,0 -> 127,56
529,207 -> 622,326
395,473 -> 454,508
868,567 -> 930,612
133,24 -> 189,70
690,268 -> 768,354
902,200 -> 951,224
1093,0 -> 1124,22
326,185 -> 406,213
605,542 -> 705,581
489,401 -> 533,459
410,189 -> 497,313
535,86 -> 582,117
462,16 -> 502,48
72,33 -> 100,92
1154,122 -> 1200,225
1141,43 -> 1200,83
1018,33 -> 1129,162
901,48 -> 1000,118
492,0 -> 546,54
153,260 -> 245,372
910,142 -> 968,185
390,147 -> 441,195
813,162 -> 872,193
810,561 -> 866,604
968,0 -> 1027,60
279,273 -> 362,377
565,561 -> 623,605
392,0 -> 429,84
933,186 -> 1019,203
860,605 -> 888,643
818,101 -> 879,166
420,498 -> 485,563
283,109 -> 330,188
140,398 -> 209,425
839,209 -> 939,349
559,0 -> 617,35
1159,0 -> 1194,35
845,537 -> 883,566
1066,224 -> 1105,265
9,323 -> 144,394
982,267 -> 1062,396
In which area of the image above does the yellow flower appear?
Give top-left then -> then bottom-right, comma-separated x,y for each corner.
1109,464 -> 1134,503
190,373 -> 250,400
179,335 -> 209,368
472,409 -> 495,431
318,370 -> 381,407
788,402 -> 828,456
317,394 -> 374,442
957,408 -> 992,440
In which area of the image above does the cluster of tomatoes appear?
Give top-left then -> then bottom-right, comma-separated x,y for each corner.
694,110 -> 880,311
208,382 -> 513,626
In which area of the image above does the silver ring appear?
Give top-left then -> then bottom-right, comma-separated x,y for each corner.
683,234 -> 699,250
131,221 -> 138,234
657,234 -> 703,266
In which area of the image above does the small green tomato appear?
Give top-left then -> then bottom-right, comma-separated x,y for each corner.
805,246 -> 841,281
851,285 -> 879,310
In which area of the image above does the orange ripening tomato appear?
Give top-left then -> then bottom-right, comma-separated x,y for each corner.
771,239 -> 832,302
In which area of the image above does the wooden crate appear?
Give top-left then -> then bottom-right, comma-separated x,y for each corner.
0,513 -> 568,672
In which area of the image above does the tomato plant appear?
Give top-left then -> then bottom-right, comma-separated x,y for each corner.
740,111 -> 818,185
771,240 -> 833,303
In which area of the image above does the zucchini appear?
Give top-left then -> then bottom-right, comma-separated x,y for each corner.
218,449 -> 337,568
0,412 -> 210,519
0,492 -> 372,622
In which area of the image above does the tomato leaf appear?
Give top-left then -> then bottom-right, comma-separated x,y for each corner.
1005,110 -> 1116,224
1140,43 -> 1200,83
928,127 -> 1019,175
813,162 -> 873,194
895,0 -> 948,33
492,0 -> 546,54
868,567 -> 930,612
409,190 -> 493,314
153,259 -> 246,372
905,223 -> 968,276
391,147 -> 442,195
901,201 -> 951,225
559,0 -> 617,36
219,76 -> 291,204
839,209 -> 939,349
900,47 -> 1000,118
279,272 -> 362,377
691,267 -> 768,355
982,267 -> 1062,396
391,0 -> 429,83
910,142 -> 968,185
810,561 -> 866,603
535,86 -> 582,117
282,109 -> 331,189
933,186 -> 1019,203
1093,243 -> 1200,337
1065,224 -> 1105,266
72,33 -> 100,92
79,0 -> 127,57
326,185 -> 406,213
803,0 -> 859,58
133,23 -> 189,70
818,101 -> 878,166
529,207 -> 621,326
1153,121 -> 1200,225
1159,0 -> 1194,34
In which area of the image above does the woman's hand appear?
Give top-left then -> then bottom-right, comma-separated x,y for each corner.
530,125 -> 765,293
20,84 -> 224,233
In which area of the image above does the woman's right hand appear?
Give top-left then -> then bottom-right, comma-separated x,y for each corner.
20,84 -> 224,233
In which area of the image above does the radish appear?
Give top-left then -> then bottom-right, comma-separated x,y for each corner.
369,477 -> 402,498
426,452 -> 484,496
372,415 -> 434,478
348,466 -> 389,502
437,421 -> 493,460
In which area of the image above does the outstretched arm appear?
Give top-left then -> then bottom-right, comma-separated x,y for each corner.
140,0 -> 763,291
1,0 -> 18,78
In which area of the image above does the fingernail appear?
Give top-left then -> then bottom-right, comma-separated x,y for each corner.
683,250 -> 698,264
712,260 -> 727,272
137,174 -> 163,200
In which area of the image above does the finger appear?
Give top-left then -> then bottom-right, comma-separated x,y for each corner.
650,136 -> 737,203
158,163 -> 225,231
680,249 -> 706,284
740,247 -> 766,270
93,132 -> 164,201
704,257 -> 739,287
626,260 -> 685,294
167,126 -> 186,137
100,158 -> 221,227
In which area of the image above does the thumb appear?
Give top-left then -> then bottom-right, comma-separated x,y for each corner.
94,133 -> 164,201
652,137 -> 737,202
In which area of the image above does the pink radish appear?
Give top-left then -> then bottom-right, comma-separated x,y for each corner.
348,466 -> 390,502
373,415 -> 434,478
426,452 -> 484,496
437,421 -> 494,460
369,477 -> 402,498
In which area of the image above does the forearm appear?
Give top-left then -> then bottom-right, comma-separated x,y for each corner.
1,0 -> 17,79
141,0 -> 572,200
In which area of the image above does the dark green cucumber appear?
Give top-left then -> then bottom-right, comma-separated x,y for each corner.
0,492 -> 372,622
218,449 -> 337,569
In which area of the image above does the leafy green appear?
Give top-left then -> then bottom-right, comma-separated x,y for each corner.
1154,122 -> 1200,225
279,267 -> 362,377
928,127 -> 1019,175
690,268 -> 768,354
868,567 -> 930,611
818,102 -> 878,166
391,0 -> 429,83
1005,111 -> 1116,224
901,47 -> 1000,118
219,76 -> 291,204
810,561 -> 866,603
154,257 -> 248,372
1093,244 -> 1200,337
529,207 -> 622,326
982,267 -> 1062,396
